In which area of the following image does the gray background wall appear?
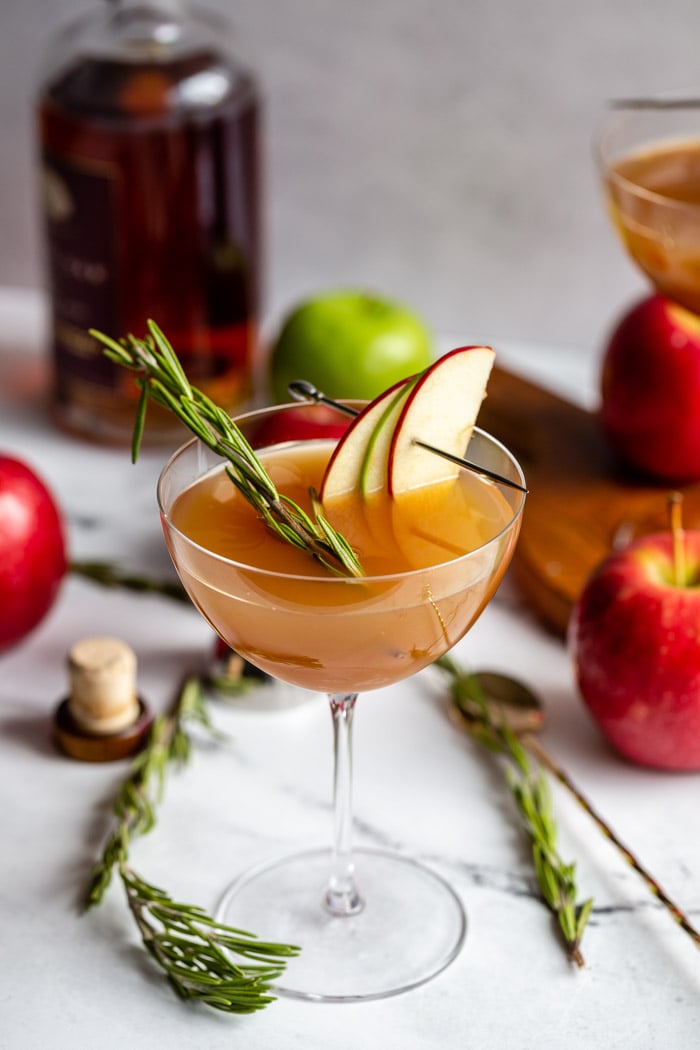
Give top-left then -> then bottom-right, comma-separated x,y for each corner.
3,0 -> 700,362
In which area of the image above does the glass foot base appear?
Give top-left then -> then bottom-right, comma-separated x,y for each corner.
216,846 -> 466,1002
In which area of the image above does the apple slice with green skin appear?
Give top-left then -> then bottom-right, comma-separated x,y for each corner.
320,376 -> 414,501
386,345 -> 495,496
320,376 -> 417,560
357,377 -> 418,496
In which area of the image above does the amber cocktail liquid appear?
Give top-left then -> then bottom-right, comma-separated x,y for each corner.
167,439 -> 517,694
605,136 -> 700,314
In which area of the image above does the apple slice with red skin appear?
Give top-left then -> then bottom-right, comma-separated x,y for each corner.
320,376 -> 414,502
387,345 -> 495,496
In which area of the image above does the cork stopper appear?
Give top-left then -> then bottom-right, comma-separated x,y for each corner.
54,636 -> 153,762
67,637 -> 140,735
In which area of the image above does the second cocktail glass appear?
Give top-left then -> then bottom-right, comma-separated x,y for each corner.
158,400 -> 526,1002
596,98 -> 700,313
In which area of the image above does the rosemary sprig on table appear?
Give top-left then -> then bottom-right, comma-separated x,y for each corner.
71,559 -> 190,604
436,655 -> 593,967
90,321 -> 362,578
86,675 -> 299,1013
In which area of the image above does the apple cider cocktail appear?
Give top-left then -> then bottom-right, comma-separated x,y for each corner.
165,435 -> 516,694
149,336 -> 526,1003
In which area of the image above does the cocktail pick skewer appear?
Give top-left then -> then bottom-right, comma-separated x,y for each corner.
411,437 -> 528,491
450,669 -> 700,949
287,379 -> 528,494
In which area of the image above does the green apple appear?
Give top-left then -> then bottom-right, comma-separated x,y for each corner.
268,290 -> 433,403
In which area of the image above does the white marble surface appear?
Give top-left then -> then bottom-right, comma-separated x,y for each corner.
1,289 -> 700,1048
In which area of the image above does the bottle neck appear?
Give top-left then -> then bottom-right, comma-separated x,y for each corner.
107,0 -> 191,50
40,0 -> 242,95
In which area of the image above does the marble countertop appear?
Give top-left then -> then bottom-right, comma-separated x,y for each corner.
1,290 -> 700,1049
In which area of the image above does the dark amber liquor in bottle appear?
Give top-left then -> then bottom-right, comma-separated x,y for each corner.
37,1 -> 262,443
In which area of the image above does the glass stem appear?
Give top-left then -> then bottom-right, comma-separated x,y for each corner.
325,693 -> 364,917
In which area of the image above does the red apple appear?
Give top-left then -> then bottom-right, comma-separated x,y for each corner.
247,404 -> 350,450
0,454 -> 67,652
569,526 -> 700,769
600,294 -> 700,482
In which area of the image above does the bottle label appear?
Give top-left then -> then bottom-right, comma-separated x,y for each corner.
41,151 -> 120,397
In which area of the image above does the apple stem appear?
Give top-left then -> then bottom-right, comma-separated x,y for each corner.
668,492 -> 686,587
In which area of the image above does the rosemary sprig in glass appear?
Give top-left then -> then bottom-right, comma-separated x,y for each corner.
90,321 -> 362,578
87,675 -> 299,1013
436,655 -> 593,967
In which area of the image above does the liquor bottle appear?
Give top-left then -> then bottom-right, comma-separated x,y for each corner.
36,0 -> 262,443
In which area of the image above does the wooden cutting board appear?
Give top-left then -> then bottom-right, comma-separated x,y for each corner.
479,366 -> 700,637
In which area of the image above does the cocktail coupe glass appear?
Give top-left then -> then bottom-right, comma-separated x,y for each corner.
595,97 -> 700,314
157,401 -> 526,1002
